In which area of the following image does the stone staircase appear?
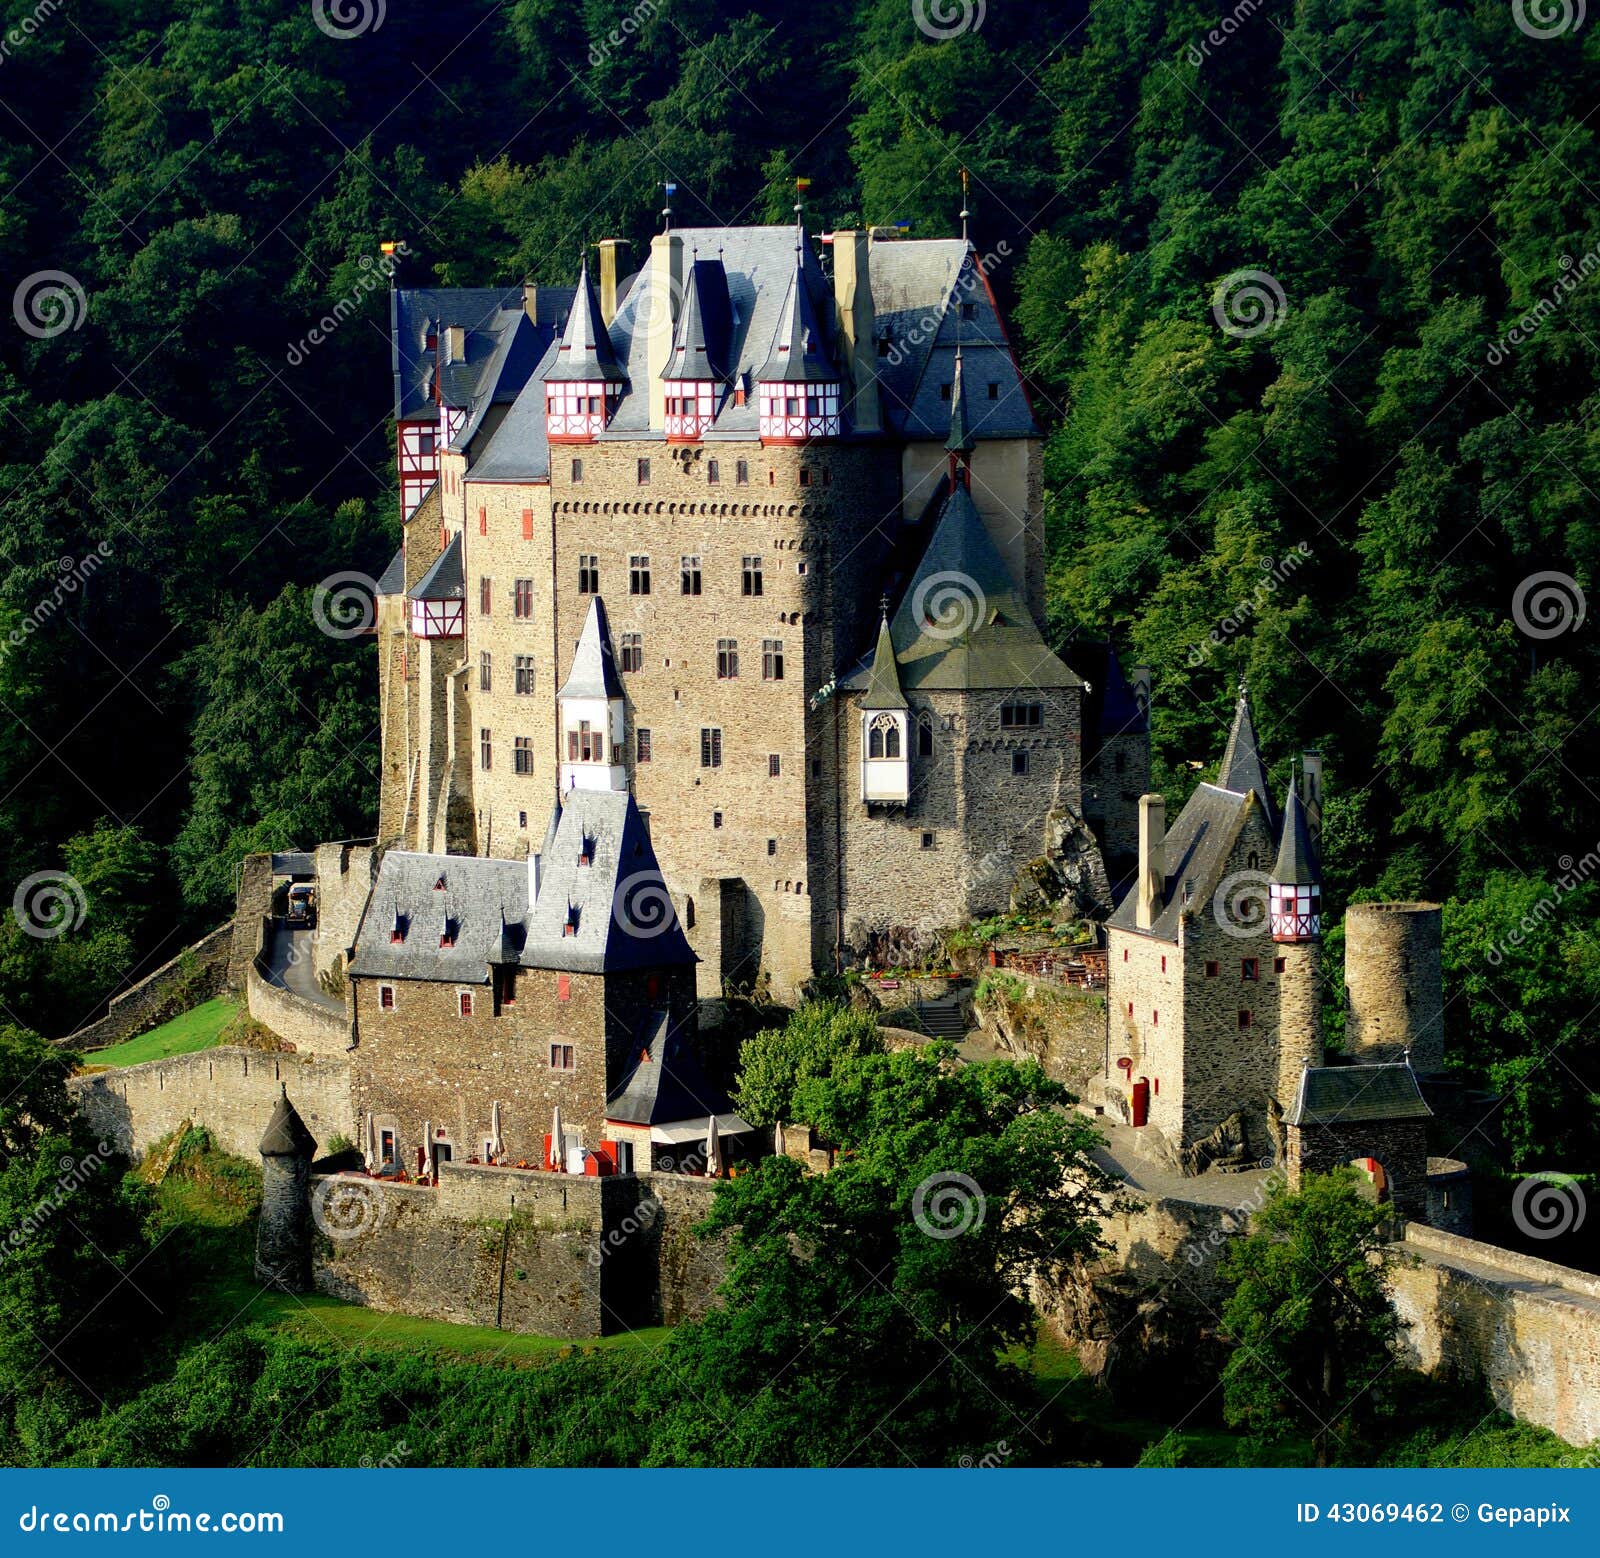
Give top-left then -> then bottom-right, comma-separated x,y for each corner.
912,991 -> 969,1041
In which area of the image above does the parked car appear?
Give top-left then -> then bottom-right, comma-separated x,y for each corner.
286,882 -> 317,928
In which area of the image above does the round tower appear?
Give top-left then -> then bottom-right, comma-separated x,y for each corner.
255,1084 -> 316,1293
1270,783 -> 1323,1113
1343,902 -> 1444,1071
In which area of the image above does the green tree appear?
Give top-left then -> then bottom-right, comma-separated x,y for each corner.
1220,1169 -> 1401,1465
733,999 -> 883,1126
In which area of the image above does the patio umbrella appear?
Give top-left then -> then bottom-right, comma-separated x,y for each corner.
705,1114 -> 722,1179
363,1111 -> 376,1171
422,1120 -> 433,1178
490,1101 -> 503,1163
550,1104 -> 564,1172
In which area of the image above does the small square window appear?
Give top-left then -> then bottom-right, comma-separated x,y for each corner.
1238,1010 -> 1252,1029
767,838 -> 776,856
1123,948 -> 1129,962
571,458 -> 584,482
550,1042 -> 575,1070
1242,958 -> 1259,982
1204,960 -> 1219,978
637,457 -> 651,485
768,754 -> 780,777
1012,750 -> 1028,776
713,811 -> 723,829
379,985 -> 395,1012
736,459 -> 749,485
1152,1010 -> 1159,1026
1274,956 -> 1287,973
1160,955 -> 1167,973
708,459 -> 720,485
637,728 -> 652,763
920,831 -> 935,850
799,467 -> 811,487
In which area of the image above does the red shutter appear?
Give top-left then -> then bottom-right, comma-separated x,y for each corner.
557,974 -> 571,1001
521,508 -> 534,540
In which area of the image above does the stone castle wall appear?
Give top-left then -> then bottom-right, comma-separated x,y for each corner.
836,684 -> 1084,950
71,1047 -> 354,1160
1344,902 -> 1445,1068
310,1163 -> 723,1338
311,843 -> 379,982
246,943 -> 352,1060
230,855 -> 276,990
62,923 -> 233,1052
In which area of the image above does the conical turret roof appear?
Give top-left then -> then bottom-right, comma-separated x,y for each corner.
861,612 -> 908,710
558,596 -> 623,700
945,348 -> 974,454
546,255 -> 627,383
259,1085 -> 316,1158
1272,782 -> 1320,886
1217,681 -> 1273,817
662,258 -> 734,381
756,250 -> 836,384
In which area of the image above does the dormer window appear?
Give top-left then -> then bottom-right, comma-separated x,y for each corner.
390,911 -> 408,945
578,835 -> 595,867
664,379 -> 717,442
563,904 -> 580,937
439,917 -> 457,949
434,875 -> 447,891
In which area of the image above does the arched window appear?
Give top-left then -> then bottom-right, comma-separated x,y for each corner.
884,724 -> 901,759
918,714 -> 934,757
869,724 -> 884,759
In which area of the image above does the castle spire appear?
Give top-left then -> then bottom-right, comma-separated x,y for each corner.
1216,678 -> 1273,818
861,607 -> 908,711
1270,780 -> 1321,941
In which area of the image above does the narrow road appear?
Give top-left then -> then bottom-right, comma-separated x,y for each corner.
260,922 -> 345,1014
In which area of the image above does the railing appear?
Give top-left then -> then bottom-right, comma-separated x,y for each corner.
988,945 -> 1107,989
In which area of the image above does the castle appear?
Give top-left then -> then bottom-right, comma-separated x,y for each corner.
372,211 -> 1150,999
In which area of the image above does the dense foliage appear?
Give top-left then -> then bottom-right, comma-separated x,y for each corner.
1,2 -> 1595,1151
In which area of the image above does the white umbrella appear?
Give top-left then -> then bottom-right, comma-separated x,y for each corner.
773,1118 -> 784,1156
422,1120 -> 433,1178
363,1111 -> 377,1171
489,1101 -> 503,1163
550,1104 -> 564,1172
705,1114 -> 722,1179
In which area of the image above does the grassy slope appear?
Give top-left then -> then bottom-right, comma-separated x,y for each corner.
87,997 -> 238,1068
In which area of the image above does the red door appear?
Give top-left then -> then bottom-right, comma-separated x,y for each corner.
1131,1078 -> 1151,1128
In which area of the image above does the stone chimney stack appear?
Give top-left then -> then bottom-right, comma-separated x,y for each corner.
255,1084 -> 316,1293
831,230 -> 881,434
1300,750 -> 1324,839
645,231 -> 683,429
596,238 -> 627,327
1135,793 -> 1166,930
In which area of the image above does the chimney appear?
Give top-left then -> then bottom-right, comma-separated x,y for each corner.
597,238 -> 627,327
1136,793 -> 1166,930
646,231 -> 683,430
444,324 -> 466,364
831,230 -> 881,434
1300,750 -> 1323,839
1130,664 -> 1153,718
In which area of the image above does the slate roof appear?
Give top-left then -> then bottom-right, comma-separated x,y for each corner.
1217,683 -> 1273,819
946,348 -> 974,453
604,226 -> 836,438
1106,782 -> 1254,941
604,1009 -> 735,1128
411,533 -> 463,602
522,790 -> 695,974
757,247 -> 840,383
449,311 -> 557,453
860,613 -> 908,710
392,287 -> 519,420
1273,783 -> 1320,886
260,1085 -> 316,1157
867,240 -> 1037,441
841,480 -> 1079,694
375,547 -> 406,597
347,794 -> 694,984
557,597 -> 623,700
662,258 -> 735,380
1286,1063 -> 1432,1127
546,255 -> 627,383
467,337 -> 559,484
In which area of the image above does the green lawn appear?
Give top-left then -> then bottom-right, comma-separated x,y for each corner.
85,997 -> 238,1068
